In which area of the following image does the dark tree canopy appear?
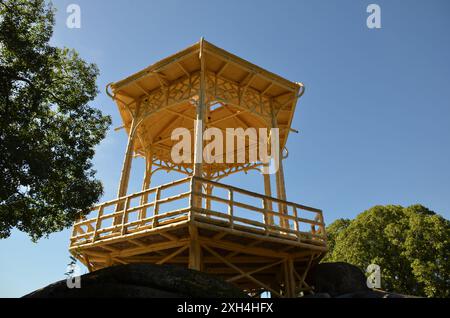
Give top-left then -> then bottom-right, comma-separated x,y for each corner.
0,0 -> 111,240
324,204 -> 450,297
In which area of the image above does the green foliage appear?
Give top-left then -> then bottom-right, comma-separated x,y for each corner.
0,0 -> 111,240
324,204 -> 450,297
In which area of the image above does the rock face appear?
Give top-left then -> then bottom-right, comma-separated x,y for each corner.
24,261 -> 416,298
23,263 -> 248,298
305,262 -> 415,298
306,262 -> 370,297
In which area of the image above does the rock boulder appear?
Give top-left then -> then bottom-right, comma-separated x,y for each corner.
23,263 -> 248,298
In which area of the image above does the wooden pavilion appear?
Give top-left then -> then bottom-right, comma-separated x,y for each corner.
69,39 -> 327,297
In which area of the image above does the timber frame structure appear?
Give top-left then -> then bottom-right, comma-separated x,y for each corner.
69,39 -> 327,297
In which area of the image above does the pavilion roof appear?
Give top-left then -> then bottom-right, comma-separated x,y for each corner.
108,39 -> 304,178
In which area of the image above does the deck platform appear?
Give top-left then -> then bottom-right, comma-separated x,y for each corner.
70,176 -> 327,297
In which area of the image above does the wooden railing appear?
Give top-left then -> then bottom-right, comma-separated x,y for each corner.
70,176 -> 326,247
190,177 -> 326,245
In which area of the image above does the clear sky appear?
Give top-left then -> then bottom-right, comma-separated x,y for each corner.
1,0 -> 449,297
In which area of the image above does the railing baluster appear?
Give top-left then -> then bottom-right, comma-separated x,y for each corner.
228,189 -> 234,229
262,198 -> 269,235
317,211 -> 326,241
71,219 -> 80,240
311,215 -> 317,237
121,197 -> 130,236
153,187 -> 161,228
206,184 -> 212,212
139,188 -> 152,222
293,206 -> 300,242
93,205 -> 105,242
189,177 -> 195,221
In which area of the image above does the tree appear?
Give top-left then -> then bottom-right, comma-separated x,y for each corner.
0,0 -> 111,241
324,204 -> 450,297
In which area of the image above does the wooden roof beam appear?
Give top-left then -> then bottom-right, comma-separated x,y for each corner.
261,83 -> 273,95
112,48 -> 199,91
155,72 -> 170,87
134,82 -> 151,96
217,61 -> 228,76
203,46 -> 296,93
176,62 -> 190,77
164,108 -> 196,121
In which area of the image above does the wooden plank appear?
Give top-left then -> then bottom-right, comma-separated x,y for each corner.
194,220 -> 327,252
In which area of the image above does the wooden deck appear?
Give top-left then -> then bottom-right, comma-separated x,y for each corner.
70,176 -> 327,297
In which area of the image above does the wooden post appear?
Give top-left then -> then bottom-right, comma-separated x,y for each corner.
140,148 -> 153,220
190,62 -> 203,273
188,225 -> 202,270
287,258 -> 296,297
115,101 -> 140,223
84,255 -> 93,272
276,155 -> 289,228
283,260 -> 291,297
193,38 -> 206,208
114,127 -> 135,224
283,259 -> 296,297
271,107 -> 289,229
117,124 -> 138,199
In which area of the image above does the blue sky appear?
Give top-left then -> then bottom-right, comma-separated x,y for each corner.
1,0 -> 450,297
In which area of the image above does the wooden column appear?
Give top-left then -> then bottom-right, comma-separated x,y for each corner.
284,258 -> 296,297
192,38 -> 206,208
113,102 -> 141,225
271,107 -> 289,229
275,156 -> 289,228
117,120 -> 136,200
139,148 -> 153,220
188,225 -> 202,271
117,101 -> 141,201
114,105 -> 140,224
